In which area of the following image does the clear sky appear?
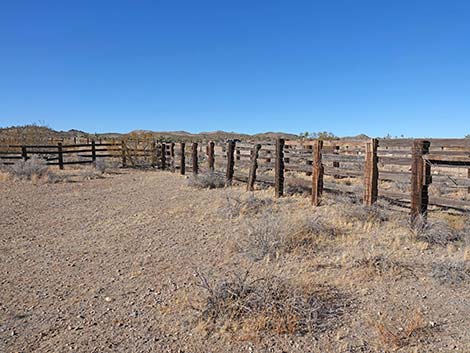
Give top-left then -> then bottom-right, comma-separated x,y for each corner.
1,1 -> 469,137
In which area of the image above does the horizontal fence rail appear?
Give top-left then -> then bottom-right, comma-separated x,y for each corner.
1,137 -> 470,219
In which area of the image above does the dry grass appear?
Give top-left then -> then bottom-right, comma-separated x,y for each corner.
187,172 -> 226,189
409,215 -> 461,246
354,255 -> 414,278
373,309 -> 431,350
6,156 -> 49,180
430,261 -> 470,285
192,269 -> 345,339
220,192 -> 274,219
240,210 -> 339,261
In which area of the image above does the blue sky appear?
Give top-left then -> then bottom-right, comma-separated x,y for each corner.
0,1 -> 469,137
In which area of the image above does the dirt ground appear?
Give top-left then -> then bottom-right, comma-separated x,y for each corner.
1,169 -> 469,353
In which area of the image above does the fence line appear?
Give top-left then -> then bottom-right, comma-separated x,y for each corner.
2,137 -> 470,219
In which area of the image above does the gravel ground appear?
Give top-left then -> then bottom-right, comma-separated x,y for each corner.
1,169 -> 469,353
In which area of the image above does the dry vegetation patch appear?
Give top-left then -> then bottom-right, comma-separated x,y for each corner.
192,269 -> 346,339
187,172 -> 226,189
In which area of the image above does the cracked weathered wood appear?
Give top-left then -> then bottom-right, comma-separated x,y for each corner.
192,143 -> 198,175
411,140 -> 431,222
363,139 -> 379,206
247,143 -> 261,191
226,140 -> 235,185
161,143 -> 166,170
312,140 -> 323,206
208,141 -> 215,172
275,138 -> 285,197
180,142 -> 186,175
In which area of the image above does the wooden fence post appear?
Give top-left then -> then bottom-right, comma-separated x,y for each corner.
91,140 -> 96,163
312,140 -> 323,206
275,138 -> 285,197
226,140 -> 235,185
333,145 -> 340,178
192,142 -> 198,175
170,142 -> 175,172
180,142 -> 186,175
363,139 -> 379,206
247,143 -> 261,191
161,143 -> 166,170
121,140 -> 127,167
151,141 -> 157,167
467,168 -> 470,194
208,141 -> 215,172
410,140 -> 431,222
21,146 -> 28,161
58,142 -> 64,170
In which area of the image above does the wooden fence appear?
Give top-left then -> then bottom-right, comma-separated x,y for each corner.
2,138 -> 470,220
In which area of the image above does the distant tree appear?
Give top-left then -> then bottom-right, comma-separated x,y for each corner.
465,134 -> 470,139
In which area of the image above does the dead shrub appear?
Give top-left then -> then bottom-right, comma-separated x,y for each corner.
409,215 -> 460,246
188,172 -> 226,189
430,261 -> 469,285
339,204 -> 388,224
7,156 -> 48,180
243,212 -> 337,261
285,179 -> 310,196
220,193 -> 273,219
192,269 -> 344,338
374,309 -> 430,350
354,255 -> 414,278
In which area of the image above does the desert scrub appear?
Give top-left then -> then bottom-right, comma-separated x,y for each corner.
220,192 -> 273,219
353,255 -> 414,278
192,269 -> 344,338
188,172 -> 226,189
409,215 -> 461,246
242,211 -> 338,260
7,156 -> 48,180
430,261 -> 469,285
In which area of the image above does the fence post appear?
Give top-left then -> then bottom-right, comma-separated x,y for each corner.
467,168 -> 470,194
21,146 -> 28,161
58,142 -> 64,170
333,145 -> 340,178
208,141 -> 215,172
226,140 -> 235,185
275,138 -> 285,197
161,143 -> 166,170
410,140 -> 431,223
363,139 -> 379,206
180,142 -> 186,175
121,140 -> 127,167
151,141 -> 157,167
247,144 -> 261,191
170,142 -> 175,172
312,140 -> 323,206
91,140 -> 96,163
191,142 -> 198,175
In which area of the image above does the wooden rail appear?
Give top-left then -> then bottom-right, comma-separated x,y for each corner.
2,137 -> 470,216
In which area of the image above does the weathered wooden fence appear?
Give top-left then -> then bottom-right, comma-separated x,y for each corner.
2,138 -> 470,220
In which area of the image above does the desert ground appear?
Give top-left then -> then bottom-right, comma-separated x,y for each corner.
1,167 -> 469,353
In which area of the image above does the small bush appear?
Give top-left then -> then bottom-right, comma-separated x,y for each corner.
375,309 -> 429,349
354,255 -> 413,278
193,269 -> 344,337
243,212 -> 337,260
188,172 -> 226,189
430,261 -> 469,285
220,193 -> 273,219
8,156 -> 48,180
338,204 -> 388,224
409,215 -> 460,246
95,159 -> 107,173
